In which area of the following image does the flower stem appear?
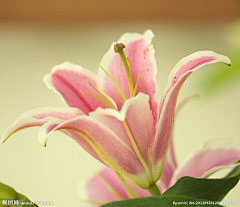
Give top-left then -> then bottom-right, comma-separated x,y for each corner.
147,183 -> 161,196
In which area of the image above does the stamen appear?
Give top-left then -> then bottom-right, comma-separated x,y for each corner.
118,90 -> 124,104
97,174 -> 123,200
114,43 -> 134,97
83,78 -> 117,109
131,181 -> 139,197
80,90 -> 115,109
114,170 -> 135,198
100,65 -> 127,102
133,74 -> 140,97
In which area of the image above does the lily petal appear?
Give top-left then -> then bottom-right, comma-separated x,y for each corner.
158,141 -> 176,192
1,106 -> 83,144
50,115 -> 150,188
160,94 -> 200,190
151,51 -> 231,181
0,107 -> 107,165
170,139 -> 240,185
98,30 -> 158,125
44,62 -> 114,114
86,168 -> 129,204
89,93 -> 154,166
84,167 -> 150,206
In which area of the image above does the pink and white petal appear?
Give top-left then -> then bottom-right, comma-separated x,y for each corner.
78,180 -> 103,207
44,62 -> 111,114
159,51 -> 230,118
1,106 -> 83,144
39,120 -> 106,165
98,30 -> 158,123
151,51 -> 231,181
84,167 -> 130,205
201,162 -> 240,179
170,139 -> 240,186
158,146 -> 176,191
38,120 -> 63,145
89,107 -> 132,152
81,177 -> 116,207
160,94 -> 200,189
51,116 -> 150,188
89,93 -> 154,166
80,167 -> 150,207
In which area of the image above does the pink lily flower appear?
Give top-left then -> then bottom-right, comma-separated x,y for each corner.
1,30 -> 231,190
80,138 -> 240,206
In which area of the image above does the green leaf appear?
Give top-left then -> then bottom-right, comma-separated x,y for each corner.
224,160 -> 240,178
0,183 -> 18,202
163,174 -> 240,201
0,182 -> 38,207
101,195 -> 223,207
102,165 -> 240,207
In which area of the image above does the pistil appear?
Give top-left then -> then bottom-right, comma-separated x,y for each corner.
80,43 -> 140,109
114,43 -> 134,97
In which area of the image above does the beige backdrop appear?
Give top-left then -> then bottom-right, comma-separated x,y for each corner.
0,20 -> 240,206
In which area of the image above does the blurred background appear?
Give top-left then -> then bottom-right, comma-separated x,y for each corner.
1,0 -> 240,206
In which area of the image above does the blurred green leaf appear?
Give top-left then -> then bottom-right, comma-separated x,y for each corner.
0,183 -> 18,203
197,50 -> 240,97
0,182 -> 38,207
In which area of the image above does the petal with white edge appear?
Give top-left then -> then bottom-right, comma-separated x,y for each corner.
89,93 -> 154,166
151,51 -> 231,181
160,94 -> 199,190
40,120 -> 107,165
51,115 -> 150,188
1,106 -> 107,165
170,138 -> 240,186
44,62 -> 116,114
98,30 -> 158,125
1,106 -> 83,144
158,142 -> 176,192
79,167 -> 150,206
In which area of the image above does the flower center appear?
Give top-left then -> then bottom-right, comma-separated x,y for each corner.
80,43 -> 140,109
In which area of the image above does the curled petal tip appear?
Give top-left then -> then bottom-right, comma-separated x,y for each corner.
221,55 -> 231,66
226,63 -> 231,66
